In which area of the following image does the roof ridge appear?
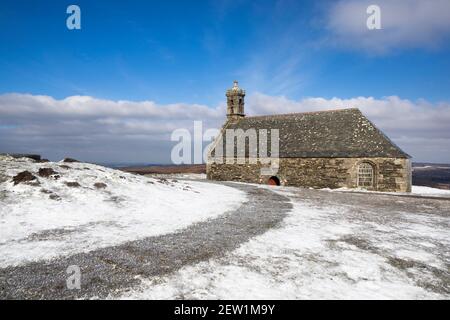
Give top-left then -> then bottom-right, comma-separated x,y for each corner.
244,107 -> 360,120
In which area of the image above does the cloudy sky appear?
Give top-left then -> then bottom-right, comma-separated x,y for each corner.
1,0 -> 450,164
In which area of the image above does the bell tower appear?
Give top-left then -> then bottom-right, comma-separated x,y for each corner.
226,80 -> 245,120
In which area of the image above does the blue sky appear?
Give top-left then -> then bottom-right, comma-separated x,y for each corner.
1,0 -> 450,163
1,0 -> 449,104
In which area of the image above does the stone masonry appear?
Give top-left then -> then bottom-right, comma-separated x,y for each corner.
207,157 -> 412,192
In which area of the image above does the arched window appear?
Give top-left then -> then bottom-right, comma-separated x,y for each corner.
357,162 -> 374,188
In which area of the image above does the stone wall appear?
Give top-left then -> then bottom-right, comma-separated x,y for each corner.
207,157 -> 412,192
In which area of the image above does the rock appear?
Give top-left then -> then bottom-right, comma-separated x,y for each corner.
49,194 -> 61,201
65,181 -> 81,188
0,173 -> 8,184
40,189 -> 53,194
59,165 -> 70,169
38,159 -> 50,163
105,195 -> 125,204
62,158 -> 79,163
12,171 -> 38,185
38,168 -> 58,178
94,182 -> 107,189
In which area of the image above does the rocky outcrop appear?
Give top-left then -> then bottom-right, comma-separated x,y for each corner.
0,154 -> 41,161
38,168 -> 58,178
12,171 -> 38,185
65,181 -> 81,188
94,182 -> 107,189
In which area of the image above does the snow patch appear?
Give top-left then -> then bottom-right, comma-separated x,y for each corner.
0,158 -> 246,267
322,185 -> 450,198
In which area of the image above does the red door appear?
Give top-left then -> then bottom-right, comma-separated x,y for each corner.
268,177 -> 280,186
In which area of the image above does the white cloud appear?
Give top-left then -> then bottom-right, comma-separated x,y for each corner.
0,93 -> 449,163
325,0 -> 450,53
0,94 -> 224,163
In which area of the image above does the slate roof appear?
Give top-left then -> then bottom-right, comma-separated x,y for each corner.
212,108 -> 410,158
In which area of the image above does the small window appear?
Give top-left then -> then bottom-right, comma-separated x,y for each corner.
357,162 -> 374,188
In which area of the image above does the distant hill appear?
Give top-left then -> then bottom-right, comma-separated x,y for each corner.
120,164 -> 206,175
413,162 -> 450,168
412,162 -> 450,190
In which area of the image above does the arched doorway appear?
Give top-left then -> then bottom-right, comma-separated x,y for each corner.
268,176 -> 280,186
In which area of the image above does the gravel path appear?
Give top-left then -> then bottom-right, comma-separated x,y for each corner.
0,182 -> 292,299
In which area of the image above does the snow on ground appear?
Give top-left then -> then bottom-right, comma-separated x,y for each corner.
119,186 -> 449,300
411,186 -> 450,196
322,186 -> 450,198
0,156 -> 246,267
